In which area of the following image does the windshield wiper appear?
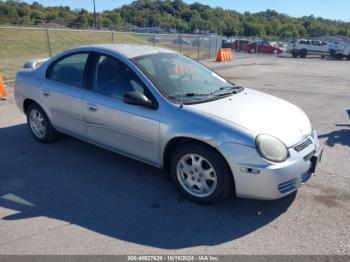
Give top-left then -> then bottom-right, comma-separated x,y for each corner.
169,93 -> 210,100
211,86 -> 244,96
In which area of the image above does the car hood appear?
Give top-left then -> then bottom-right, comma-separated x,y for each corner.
187,88 -> 312,147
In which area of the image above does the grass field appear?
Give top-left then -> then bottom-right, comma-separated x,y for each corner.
0,27 -> 216,81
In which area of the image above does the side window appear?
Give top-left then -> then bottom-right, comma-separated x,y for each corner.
48,53 -> 89,87
299,40 -> 310,45
312,40 -> 320,46
92,55 -> 146,99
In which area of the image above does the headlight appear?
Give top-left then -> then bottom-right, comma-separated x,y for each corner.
256,134 -> 288,162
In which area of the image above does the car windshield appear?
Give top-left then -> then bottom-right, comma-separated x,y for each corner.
132,53 -> 241,103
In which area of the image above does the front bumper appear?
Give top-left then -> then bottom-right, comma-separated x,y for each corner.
217,132 -> 322,200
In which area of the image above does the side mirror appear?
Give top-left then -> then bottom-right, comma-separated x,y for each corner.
123,91 -> 157,109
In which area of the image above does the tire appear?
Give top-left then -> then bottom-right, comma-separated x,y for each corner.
330,52 -> 337,59
170,143 -> 233,204
27,103 -> 57,143
273,49 -> 278,55
250,48 -> 256,54
347,55 -> 350,60
300,49 -> 307,58
336,54 -> 344,60
292,51 -> 298,58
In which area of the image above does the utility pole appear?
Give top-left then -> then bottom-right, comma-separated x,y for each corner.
93,0 -> 97,29
147,8 -> 150,30
173,9 -> 176,33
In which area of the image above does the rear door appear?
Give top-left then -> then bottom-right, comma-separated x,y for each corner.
298,40 -> 310,51
83,53 -> 161,165
42,52 -> 90,137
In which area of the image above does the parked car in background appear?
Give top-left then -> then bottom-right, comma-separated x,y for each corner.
222,38 -> 234,49
241,40 -> 283,54
172,38 -> 191,45
330,41 -> 350,60
15,44 -> 322,203
232,39 -> 250,51
288,39 -> 330,58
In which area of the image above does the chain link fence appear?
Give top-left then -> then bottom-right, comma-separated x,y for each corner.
0,26 -> 222,81
2,26 -> 345,81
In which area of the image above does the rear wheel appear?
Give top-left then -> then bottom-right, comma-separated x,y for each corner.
170,143 -> 233,204
27,103 -> 57,143
292,51 -> 299,58
347,55 -> 350,60
250,48 -> 256,54
300,49 -> 307,58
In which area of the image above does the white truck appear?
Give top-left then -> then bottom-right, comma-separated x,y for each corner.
329,41 -> 350,60
288,39 -> 330,58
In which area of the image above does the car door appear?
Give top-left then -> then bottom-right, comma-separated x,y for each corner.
311,40 -> 321,54
261,42 -> 271,53
298,40 -> 310,51
43,52 -> 90,137
83,53 -> 161,165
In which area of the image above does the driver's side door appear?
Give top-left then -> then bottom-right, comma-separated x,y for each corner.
83,53 -> 161,165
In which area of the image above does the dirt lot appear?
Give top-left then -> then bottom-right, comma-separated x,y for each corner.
0,54 -> 349,255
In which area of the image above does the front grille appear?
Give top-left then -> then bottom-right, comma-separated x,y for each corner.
294,138 -> 312,152
303,151 -> 315,161
278,178 -> 297,194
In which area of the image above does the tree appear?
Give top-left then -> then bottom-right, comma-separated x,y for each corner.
0,0 -> 349,37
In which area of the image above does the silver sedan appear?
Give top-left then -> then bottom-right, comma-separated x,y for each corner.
15,44 -> 322,203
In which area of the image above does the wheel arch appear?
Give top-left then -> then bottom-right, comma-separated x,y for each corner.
162,136 -> 233,177
23,99 -> 52,124
23,98 -> 38,114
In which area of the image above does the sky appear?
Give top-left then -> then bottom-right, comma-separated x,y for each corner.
19,0 -> 350,22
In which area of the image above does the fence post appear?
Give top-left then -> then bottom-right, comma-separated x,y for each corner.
197,35 -> 200,60
215,36 -> 218,54
45,28 -> 53,57
179,35 -> 182,53
112,31 -> 114,43
208,36 -> 211,58
153,34 -> 156,47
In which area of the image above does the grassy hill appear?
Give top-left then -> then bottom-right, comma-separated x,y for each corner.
0,28 -> 150,80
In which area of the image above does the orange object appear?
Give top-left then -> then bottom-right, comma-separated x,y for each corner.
216,48 -> 233,62
170,61 -> 193,75
0,74 -> 8,97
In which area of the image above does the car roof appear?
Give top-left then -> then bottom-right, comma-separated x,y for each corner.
74,44 -> 177,59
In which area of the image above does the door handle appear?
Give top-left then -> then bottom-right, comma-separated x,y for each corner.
87,103 -> 98,112
43,90 -> 50,97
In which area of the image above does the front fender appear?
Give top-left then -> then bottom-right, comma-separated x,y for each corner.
158,102 -> 256,165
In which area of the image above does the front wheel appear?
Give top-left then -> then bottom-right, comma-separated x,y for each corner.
170,143 -> 233,204
27,103 -> 57,143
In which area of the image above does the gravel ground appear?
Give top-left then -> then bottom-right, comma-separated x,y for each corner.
0,54 -> 349,255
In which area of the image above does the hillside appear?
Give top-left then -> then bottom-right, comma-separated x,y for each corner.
0,0 -> 350,37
